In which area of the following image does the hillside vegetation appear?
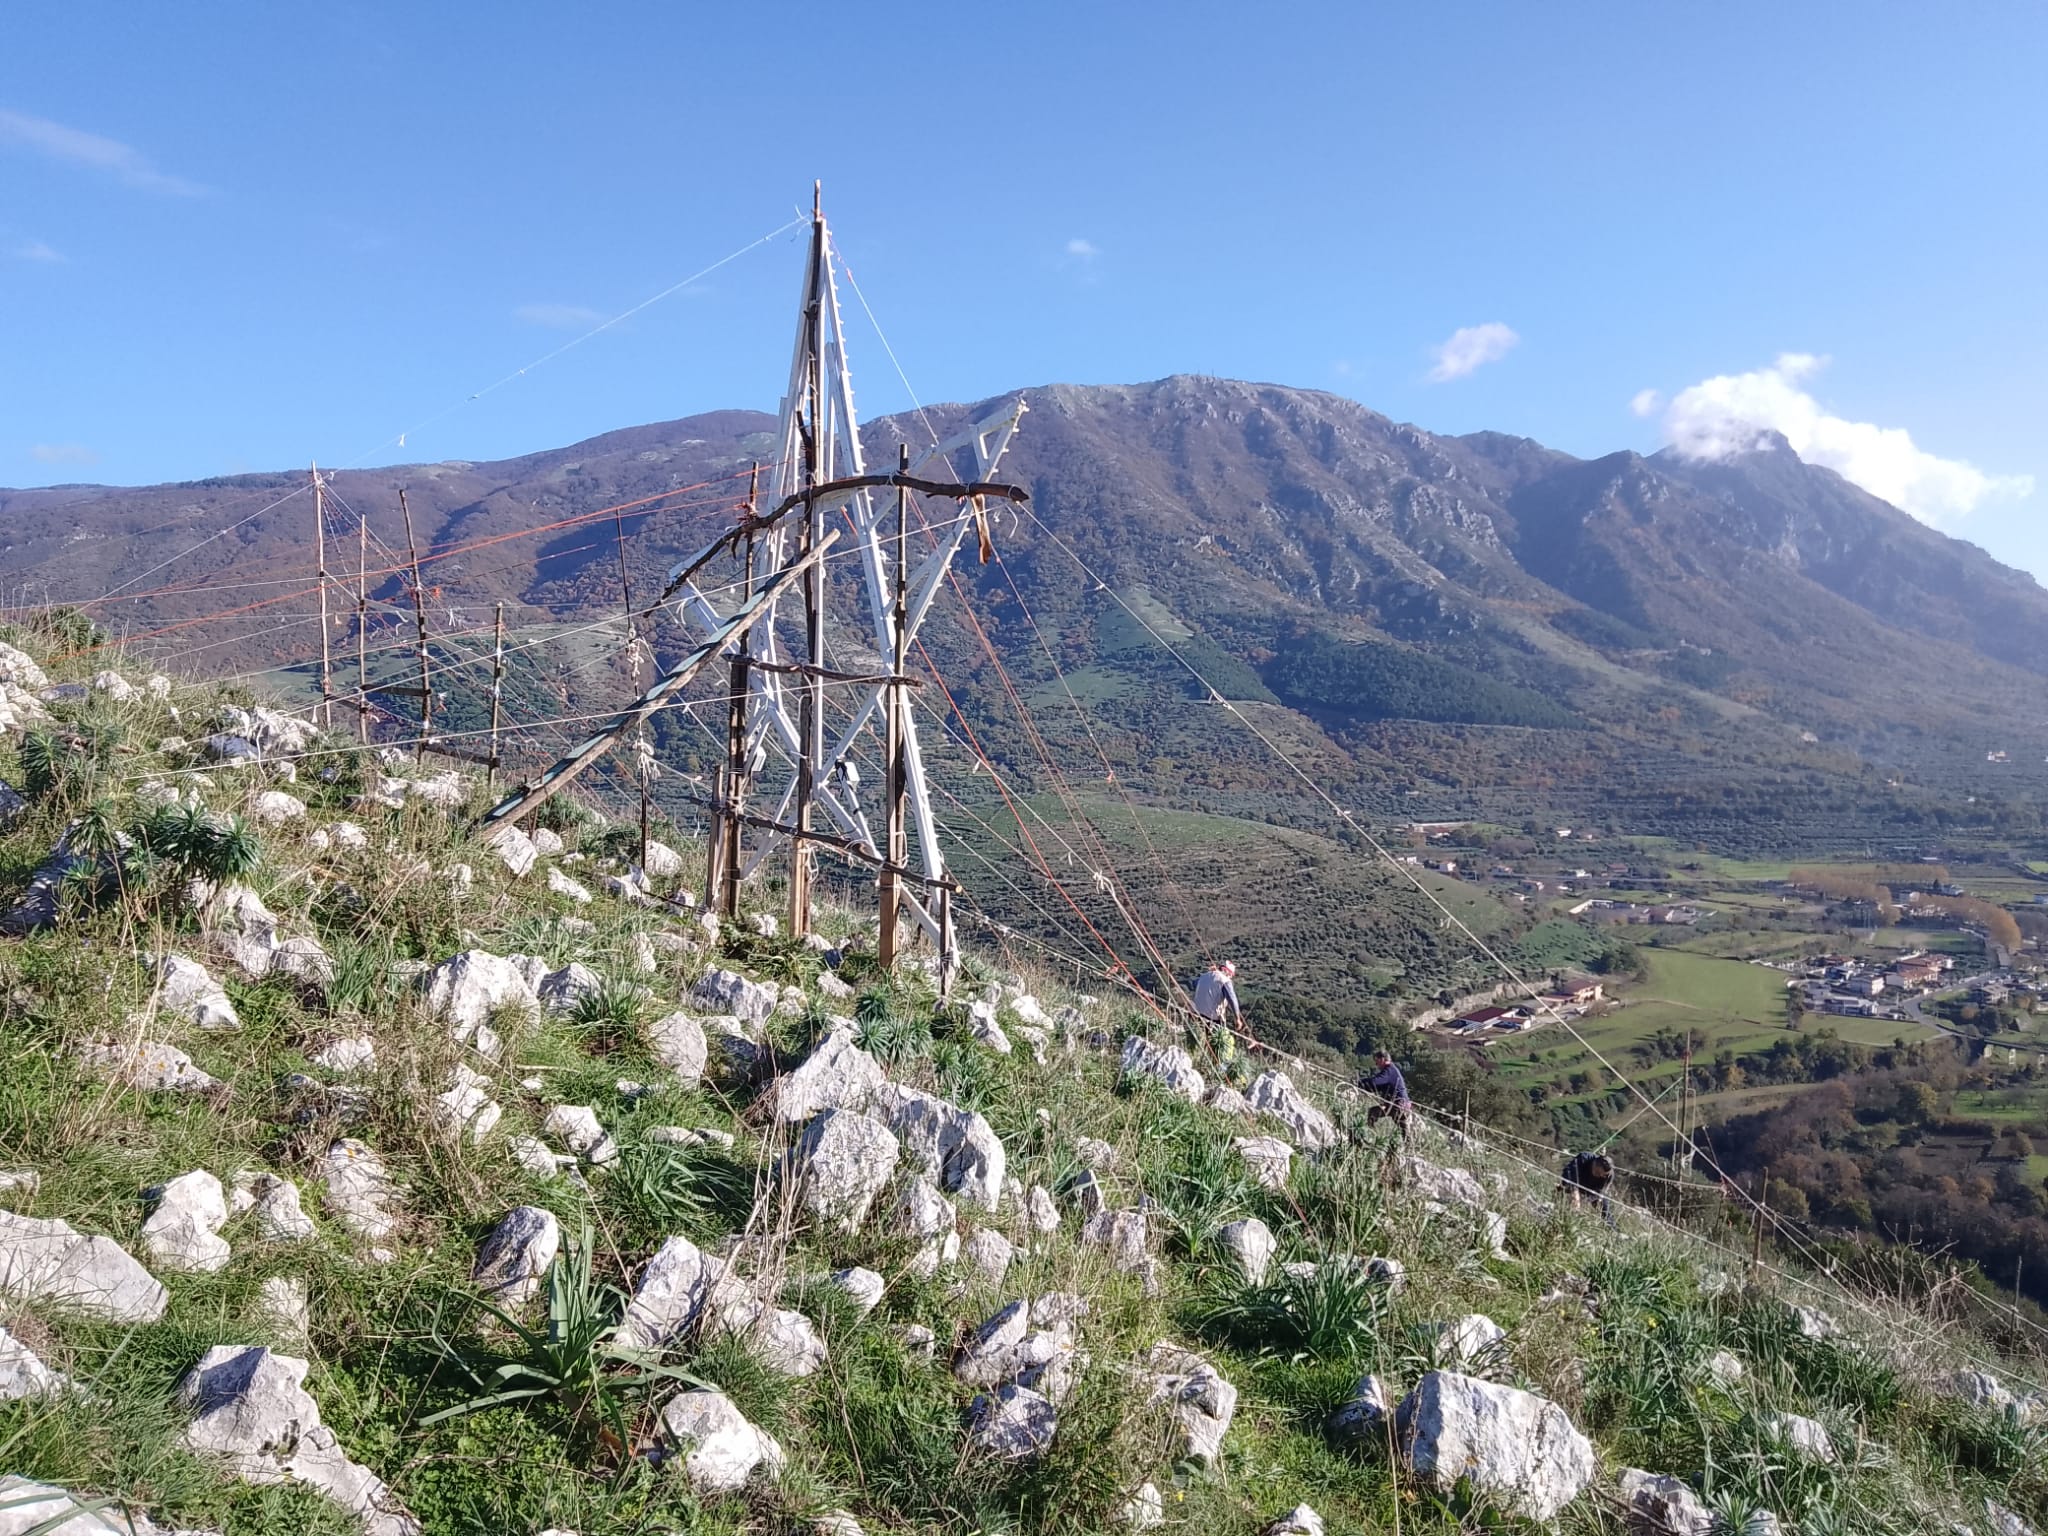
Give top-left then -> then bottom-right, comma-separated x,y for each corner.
0,623 -> 2045,1536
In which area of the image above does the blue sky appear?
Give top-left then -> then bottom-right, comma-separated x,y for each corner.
4,1 -> 2043,573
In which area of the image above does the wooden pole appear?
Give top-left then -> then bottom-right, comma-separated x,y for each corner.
398,488 -> 432,760
487,601 -> 505,790
880,443 -> 909,968
355,507 -> 369,743
312,463 -> 333,729
714,470 -> 757,921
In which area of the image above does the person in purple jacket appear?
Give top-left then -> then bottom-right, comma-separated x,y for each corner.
1362,1048 -> 1413,1138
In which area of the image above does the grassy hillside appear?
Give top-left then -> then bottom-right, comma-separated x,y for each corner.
0,624 -> 2044,1536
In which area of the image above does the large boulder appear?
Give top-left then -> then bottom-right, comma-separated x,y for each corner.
473,1206 -> 560,1309
1120,1036 -> 1206,1102
0,1478 -> 189,1536
1398,1371 -> 1595,1523
656,1388 -> 785,1493
1246,1071 -> 1338,1152
771,1028 -> 887,1124
0,1209 -> 168,1323
178,1344 -> 416,1535
878,1084 -> 1006,1210
691,968 -> 777,1024
787,1109 -> 900,1229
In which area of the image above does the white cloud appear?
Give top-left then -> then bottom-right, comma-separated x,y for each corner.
0,108 -> 206,195
1628,388 -> 1662,418
31,442 -> 97,466
1427,322 -> 1519,382
1065,237 -> 1099,259
1652,352 -> 2034,524
514,302 -> 605,330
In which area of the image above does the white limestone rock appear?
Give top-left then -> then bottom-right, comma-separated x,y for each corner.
1403,1154 -> 1489,1209
431,1064 -> 503,1145
967,998 -> 1012,1055
963,1227 -> 1015,1287
310,1036 -> 376,1074
643,1011 -> 708,1082
0,1477 -> 198,1536
1218,1217 -> 1276,1285
1706,1349 -> 1745,1386
253,1276 -> 310,1346
157,953 -> 240,1031
787,1109 -> 900,1230
878,1083 -> 1006,1210
537,962 -> 603,1012
331,820 -> 369,850
1329,1374 -> 1394,1442
0,643 -> 50,690
1398,1370 -> 1595,1523
177,1344 -> 417,1536
531,827 -> 565,856
966,1383 -> 1057,1460
1246,1070 -> 1338,1151
1082,1208 -> 1150,1275
543,1104 -> 618,1167
1764,1411 -> 1835,1462
1025,1184 -> 1060,1234
640,839 -> 684,879
772,1027 -> 887,1123
486,824 -> 537,877
0,1169 -> 38,1202
319,1138 -> 400,1245
1617,1468 -> 1716,1536
238,1172 -> 316,1242
1233,1134 -> 1294,1191
1935,1368 -> 2017,1414
249,790 -> 306,826
1790,1305 -> 1839,1341
0,1209 -> 168,1323
472,1206 -> 560,1309
1265,1507 -> 1325,1536
1142,1342 -> 1238,1464
1120,1036 -> 1206,1102
1439,1313 -> 1507,1369
619,1235 -> 723,1352
657,1388 -> 785,1493
546,867 -> 592,904
828,1266 -> 886,1316
691,967 -> 777,1024
0,1324 -> 68,1400
419,949 -> 538,1052
142,1170 -> 232,1274
81,1038 -> 218,1095
1123,1483 -> 1165,1530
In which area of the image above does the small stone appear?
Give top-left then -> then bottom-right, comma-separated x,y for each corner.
249,790 -> 307,826
1120,1036 -> 1206,1102
531,827 -> 565,856
486,824 -> 537,877
1764,1410 -> 1835,1462
472,1206 -> 560,1309
1402,1154 -> 1489,1208
1082,1208 -> 1149,1273
1142,1342 -> 1237,1464
253,1276 -> 311,1345
309,1036 -> 376,1073
1026,1184 -> 1060,1233
0,1323 -> 68,1399
319,1138 -> 400,1244
1707,1349 -> 1745,1386
966,1383 -> 1057,1460
1204,1082 -> 1252,1117
956,1300 -> 1031,1386
828,1266 -> 885,1316
156,953 -> 240,1031
543,1104 -> 619,1166
1265,1506 -> 1325,1536
692,967 -> 778,1024
142,1170 -> 232,1273
1329,1374 -> 1393,1441
1233,1135 -> 1294,1191
0,1169 -> 39,1201
1218,1217 -> 1276,1284
901,1323 -> 937,1358
963,1228 -> 1015,1287
509,1136 -> 562,1179
242,1173 -> 316,1242
657,1388 -> 785,1494
1123,1483 -> 1165,1530
1074,1136 -> 1119,1172
1790,1304 -> 1839,1341
1439,1313 -> 1507,1368
1617,1468 -> 1716,1536
432,1064 -> 503,1144
618,1236 -> 723,1351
